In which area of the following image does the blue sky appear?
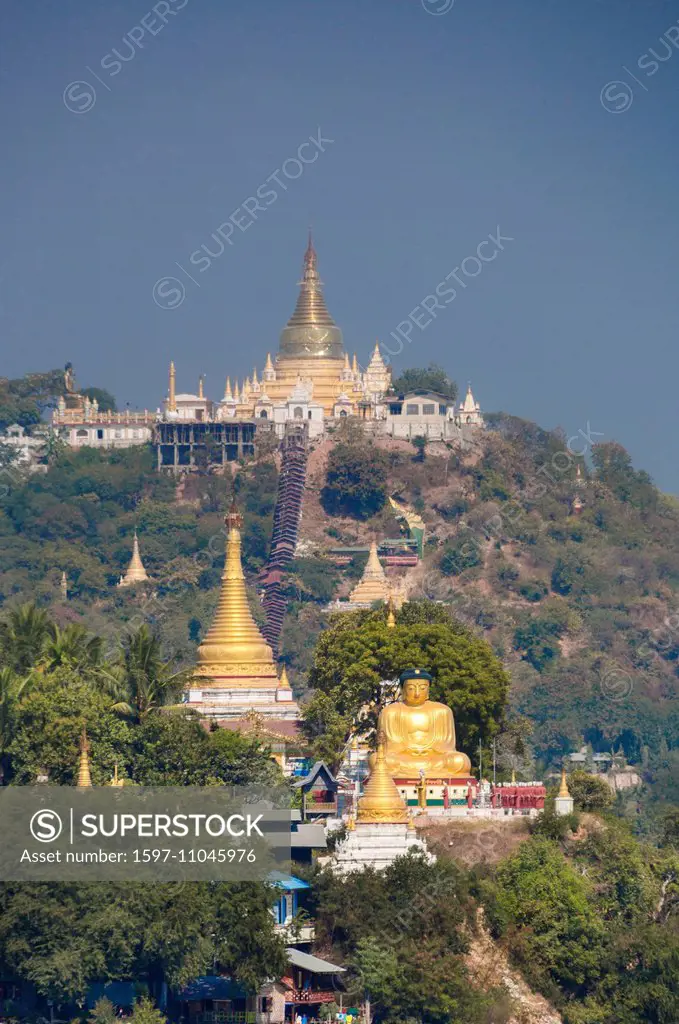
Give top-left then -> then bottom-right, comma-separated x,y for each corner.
1,0 -> 678,488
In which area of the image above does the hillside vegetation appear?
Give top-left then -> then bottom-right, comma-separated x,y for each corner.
2,377 -> 679,816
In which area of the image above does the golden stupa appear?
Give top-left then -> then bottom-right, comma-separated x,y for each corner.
195,506 -> 278,687
558,765 -> 571,798
386,598 -> 396,629
76,726 -> 92,788
357,742 -> 409,824
267,233 -> 347,417
118,531 -> 150,587
350,541 -> 389,605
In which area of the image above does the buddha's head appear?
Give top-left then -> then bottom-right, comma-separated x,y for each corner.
400,668 -> 432,707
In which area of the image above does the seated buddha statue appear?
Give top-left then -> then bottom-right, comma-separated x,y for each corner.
376,668 -> 472,778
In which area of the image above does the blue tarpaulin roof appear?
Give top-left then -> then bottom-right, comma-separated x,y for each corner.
268,870 -> 311,890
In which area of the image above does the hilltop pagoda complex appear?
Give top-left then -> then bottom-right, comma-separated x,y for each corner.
161,234 -> 392,432
186,506 -> 299,723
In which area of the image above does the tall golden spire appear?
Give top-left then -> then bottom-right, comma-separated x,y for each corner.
60,571 -> 68,601
118,531 -> 150,587
352,354 -> 359,375
198,375 -> 204,399
264,352 -> 274,371
195,506 -> 278,687
224,377 -> 233,401
168,361 -> 176,412
350,541 -> 388,605
278,234 -> 344,360
358,742 -> 409,823
76,726 -> 92,787
558,765 -> 570,798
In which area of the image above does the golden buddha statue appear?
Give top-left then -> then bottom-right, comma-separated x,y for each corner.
377,668 -> 471,778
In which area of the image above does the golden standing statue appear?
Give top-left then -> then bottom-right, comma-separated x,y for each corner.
378,669 -> 472,778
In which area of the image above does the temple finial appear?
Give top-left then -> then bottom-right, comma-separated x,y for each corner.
278,231 -> 344,359
77,726 -> 92,787
168,361 -> 176,412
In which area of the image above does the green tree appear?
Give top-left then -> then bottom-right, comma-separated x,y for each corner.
314,857 -> 500,1024
0,602 -> 51,673
439,538 -> 482,577
129,713 -> 281,786
551,555 -> 584,596
7,671 -> 133,784
567,770 -> 614,812
88,997 -> 117,1023
0,880 -> 285,1008
81,387 -> 117,413
0,369 -> 64,429
130,997 -> 167,1024
491,837 -> 605,994
592,441 -> 657,510
108,625 -> 187,721
391,364 -> 458,401
301,691 -> 353,771
411,435 -> 428,462
305,604 -> 508,764
321,442 -> 388,519
0,665 -> 34,780
43,622 -> 104,674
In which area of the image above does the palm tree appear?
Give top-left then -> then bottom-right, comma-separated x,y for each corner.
0,603 -> 51,674
0,665 -> 34,781
43,623 -> 104,674
105,625 -> 188,722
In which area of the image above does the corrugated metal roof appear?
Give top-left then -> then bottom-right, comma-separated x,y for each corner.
286,948 -> 345,974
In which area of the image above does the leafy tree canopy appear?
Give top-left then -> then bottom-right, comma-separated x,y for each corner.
303,602 -> 509,767
391,364 -> 458,401
81,387 -> 117,413
320,438 -> 388,520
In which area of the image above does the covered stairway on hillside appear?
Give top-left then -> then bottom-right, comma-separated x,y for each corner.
260,426 -> 308,655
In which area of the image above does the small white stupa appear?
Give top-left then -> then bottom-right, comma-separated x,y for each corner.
554,766 -> 574,816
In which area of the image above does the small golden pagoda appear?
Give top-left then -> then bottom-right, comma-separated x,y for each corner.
118,531 -> 150,587
194,506 -> 279,688
76,726 -> 92,788
558,765 -> 570,798
349,541 -> 389,605
357,743 -> 409,824
386,598 -> 396,629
